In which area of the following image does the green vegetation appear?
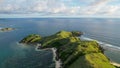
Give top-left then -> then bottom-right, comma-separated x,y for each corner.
20,30 -> 116,68
57,41 -> 115,68
19,34 -> 41,44
71,31 -> 83,36
68,53 -> 115,68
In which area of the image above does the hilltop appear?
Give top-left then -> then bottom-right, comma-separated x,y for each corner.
20,30 -> 116,68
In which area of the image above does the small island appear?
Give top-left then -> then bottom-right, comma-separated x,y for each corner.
0,27 -> 15,32
19,30 -> 117,68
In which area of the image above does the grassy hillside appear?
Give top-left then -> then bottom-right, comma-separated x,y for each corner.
19,34 -> 41,44
20,30 -> 116,68
68,53 -> 115,68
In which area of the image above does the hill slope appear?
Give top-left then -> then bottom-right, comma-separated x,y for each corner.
20,30 -> 116,68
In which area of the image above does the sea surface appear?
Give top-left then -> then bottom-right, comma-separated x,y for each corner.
0,18 -> 120,68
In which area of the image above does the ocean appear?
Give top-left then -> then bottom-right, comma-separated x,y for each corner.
0,18 -> 120,68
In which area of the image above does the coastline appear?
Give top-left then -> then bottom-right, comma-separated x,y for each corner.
111,62 -> 120,67
35,45 -> 62,68
51,48 -> 62,68
17,41 -> 120,68
80,36 -> 120,51
35,44 -> 62,68
19,31 -> 119,68
81,36 -> 120,67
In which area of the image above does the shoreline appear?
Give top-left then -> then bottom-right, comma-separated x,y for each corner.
21,40 -> 120,68
111,61 -> 120,67
51,48 -> 62,68
27,42 -> 120,68
80,36 -> 120,67
35,44 -> 62,68
80,36 -> 120,51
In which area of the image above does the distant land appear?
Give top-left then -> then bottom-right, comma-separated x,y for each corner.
0,28 -> 15,32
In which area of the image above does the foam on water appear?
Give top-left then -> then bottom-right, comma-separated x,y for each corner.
16,42 -> 31,49
80,36 -> 120,51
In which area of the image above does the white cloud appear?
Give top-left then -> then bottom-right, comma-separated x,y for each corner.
107,6 -> 119,14
52,4 -> 66,13
0,0 -> 120,17
32,1 -> 48,12
69,7 -> 81,14
0,4 -> 19,13
3,4 -> 14,11
90,0 -> 109,6
0,0 -> 3,3
83,0 -> 111,15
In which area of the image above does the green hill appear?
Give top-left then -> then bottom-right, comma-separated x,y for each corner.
19,34 -> 41,44
20,30 -> 116,68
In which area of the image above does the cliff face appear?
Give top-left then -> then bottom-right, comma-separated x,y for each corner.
20,30 -> 116,68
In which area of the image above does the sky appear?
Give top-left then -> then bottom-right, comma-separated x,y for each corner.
0,0 -> 120,18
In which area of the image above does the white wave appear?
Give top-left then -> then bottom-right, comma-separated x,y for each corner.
51,48 -> 62,68
16,42 -> 32,49
80,36 -> 95,41
80,36 -> 120,51
35,44 -> 43,51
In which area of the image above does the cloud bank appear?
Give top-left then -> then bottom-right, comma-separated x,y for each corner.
0,0 -> 120,17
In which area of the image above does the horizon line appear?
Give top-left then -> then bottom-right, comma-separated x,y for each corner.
1,14 -> 120,18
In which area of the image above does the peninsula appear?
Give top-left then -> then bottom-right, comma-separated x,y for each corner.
20,30 -> 117,68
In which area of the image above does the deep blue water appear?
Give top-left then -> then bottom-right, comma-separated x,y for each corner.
0,18 -> 120,68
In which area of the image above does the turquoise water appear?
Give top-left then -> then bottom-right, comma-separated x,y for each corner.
0,18 -> 120,68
